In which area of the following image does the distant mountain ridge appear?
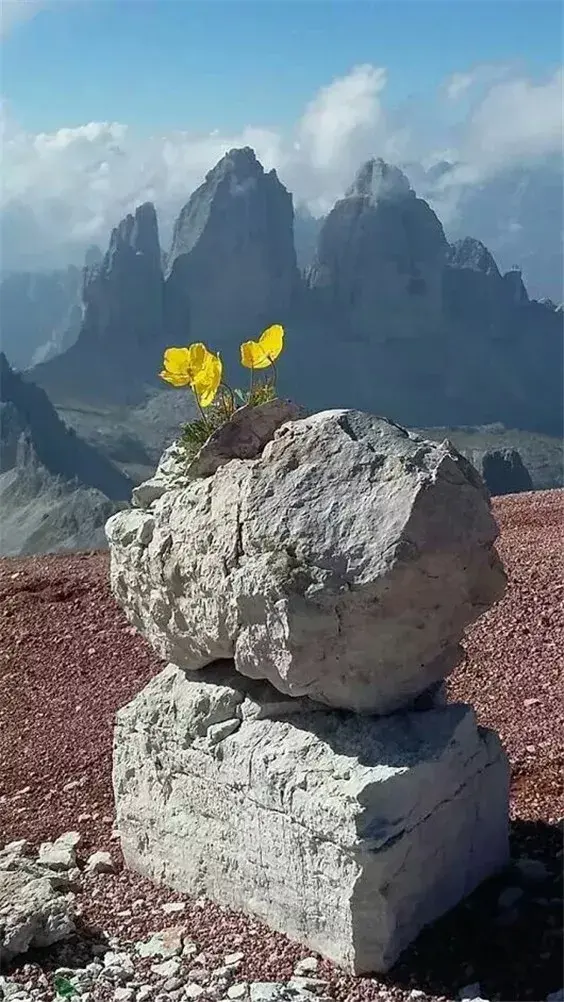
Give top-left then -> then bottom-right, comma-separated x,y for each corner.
21,147 -> 563,436
0,352 -> 132,555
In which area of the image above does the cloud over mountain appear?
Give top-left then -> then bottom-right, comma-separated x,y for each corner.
1,61 -> 562,286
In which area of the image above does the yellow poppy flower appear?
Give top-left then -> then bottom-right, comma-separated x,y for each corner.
160,343 -> 207,387
240,324 -> 284,370
192,349 -> 223,408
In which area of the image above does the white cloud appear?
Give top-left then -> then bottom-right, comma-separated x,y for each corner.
0,62 -> 562,271
461,67 -> 564,165
444,71 -> 475,102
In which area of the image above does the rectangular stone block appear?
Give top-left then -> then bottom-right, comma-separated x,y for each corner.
113,663 -> 510,974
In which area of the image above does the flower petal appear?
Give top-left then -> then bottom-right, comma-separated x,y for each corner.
163,347 -> 193,376
160,368 -> 191,387
186,342 -> 209,372
240,339 -> 270,370
192,351 -> 222,407
258,324 -> 284,362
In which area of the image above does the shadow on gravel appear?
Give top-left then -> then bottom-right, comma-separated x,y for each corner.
384,818 -> 563,1002
3,923 -> 109,978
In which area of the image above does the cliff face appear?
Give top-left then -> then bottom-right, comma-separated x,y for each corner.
442,238 -> 563,434
31,203 -> 165,405
164,147 -> 300,363
307,159 -> 448,342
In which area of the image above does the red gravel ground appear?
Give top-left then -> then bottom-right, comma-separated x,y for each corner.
1,489 -> 562,1001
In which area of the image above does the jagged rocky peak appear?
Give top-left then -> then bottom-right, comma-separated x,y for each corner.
447,237 -> 501,279
164,147 -> 299,351
208,144 -> 264,184
30,201 -> 165,405
347,158 -> 414,203
502,268 -> 529,305
107,201 -> 162,269
307,157 -> 448,341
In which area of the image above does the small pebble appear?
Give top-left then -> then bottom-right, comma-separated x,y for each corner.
227,985 -> 249,1000
294,957 -> 319,976
225,951 -> 245,967
151,958 -> 182,979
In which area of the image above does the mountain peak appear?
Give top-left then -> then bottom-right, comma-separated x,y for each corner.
346,158 -> 414,203
164,148 -> 298,350
447,237 -> 501,278
108,201 -> 160,263
206,146 -> 264,183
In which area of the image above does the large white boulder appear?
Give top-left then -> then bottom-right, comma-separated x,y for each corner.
113,663 -> 510,974
107,409 -> 505,713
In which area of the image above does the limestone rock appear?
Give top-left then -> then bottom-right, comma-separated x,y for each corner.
38,831 -> 81,870
0,842 -> 77,963
132,400 -> 305,510
113,663 -> 510,974
131,441 -> 191,509
85,850 -> 115,874
185,399 -> 306,480
107,410 -> 506,714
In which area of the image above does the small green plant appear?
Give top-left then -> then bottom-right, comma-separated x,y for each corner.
160,325 -> 284,460
54,975 -> 77,998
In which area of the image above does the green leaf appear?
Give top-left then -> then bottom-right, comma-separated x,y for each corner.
54,975 -> 77,998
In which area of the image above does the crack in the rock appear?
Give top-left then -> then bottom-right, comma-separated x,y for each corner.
122,720 -> 502,867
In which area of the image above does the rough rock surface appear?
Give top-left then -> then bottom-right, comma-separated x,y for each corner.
113,662 -> 510,974
164,147 -> 300,362
307,159 -> 448,343
107,410 -> 506,714
0,838 -> 77,964
132,399 -> 305,508
31,202 -> 165,406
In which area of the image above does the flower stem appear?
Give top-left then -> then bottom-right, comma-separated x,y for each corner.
192,389 -> 210,430
269,356 -> 278,393
220,382 -> 236,419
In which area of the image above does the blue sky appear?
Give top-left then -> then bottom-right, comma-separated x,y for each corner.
2,0 -> 562,133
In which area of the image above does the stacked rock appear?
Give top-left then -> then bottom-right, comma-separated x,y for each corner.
106,405 -> 510,975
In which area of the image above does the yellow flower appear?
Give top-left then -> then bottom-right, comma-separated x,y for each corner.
192,348 -> 222,408
240,324 -> 284,370
160,342 -> 222,407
